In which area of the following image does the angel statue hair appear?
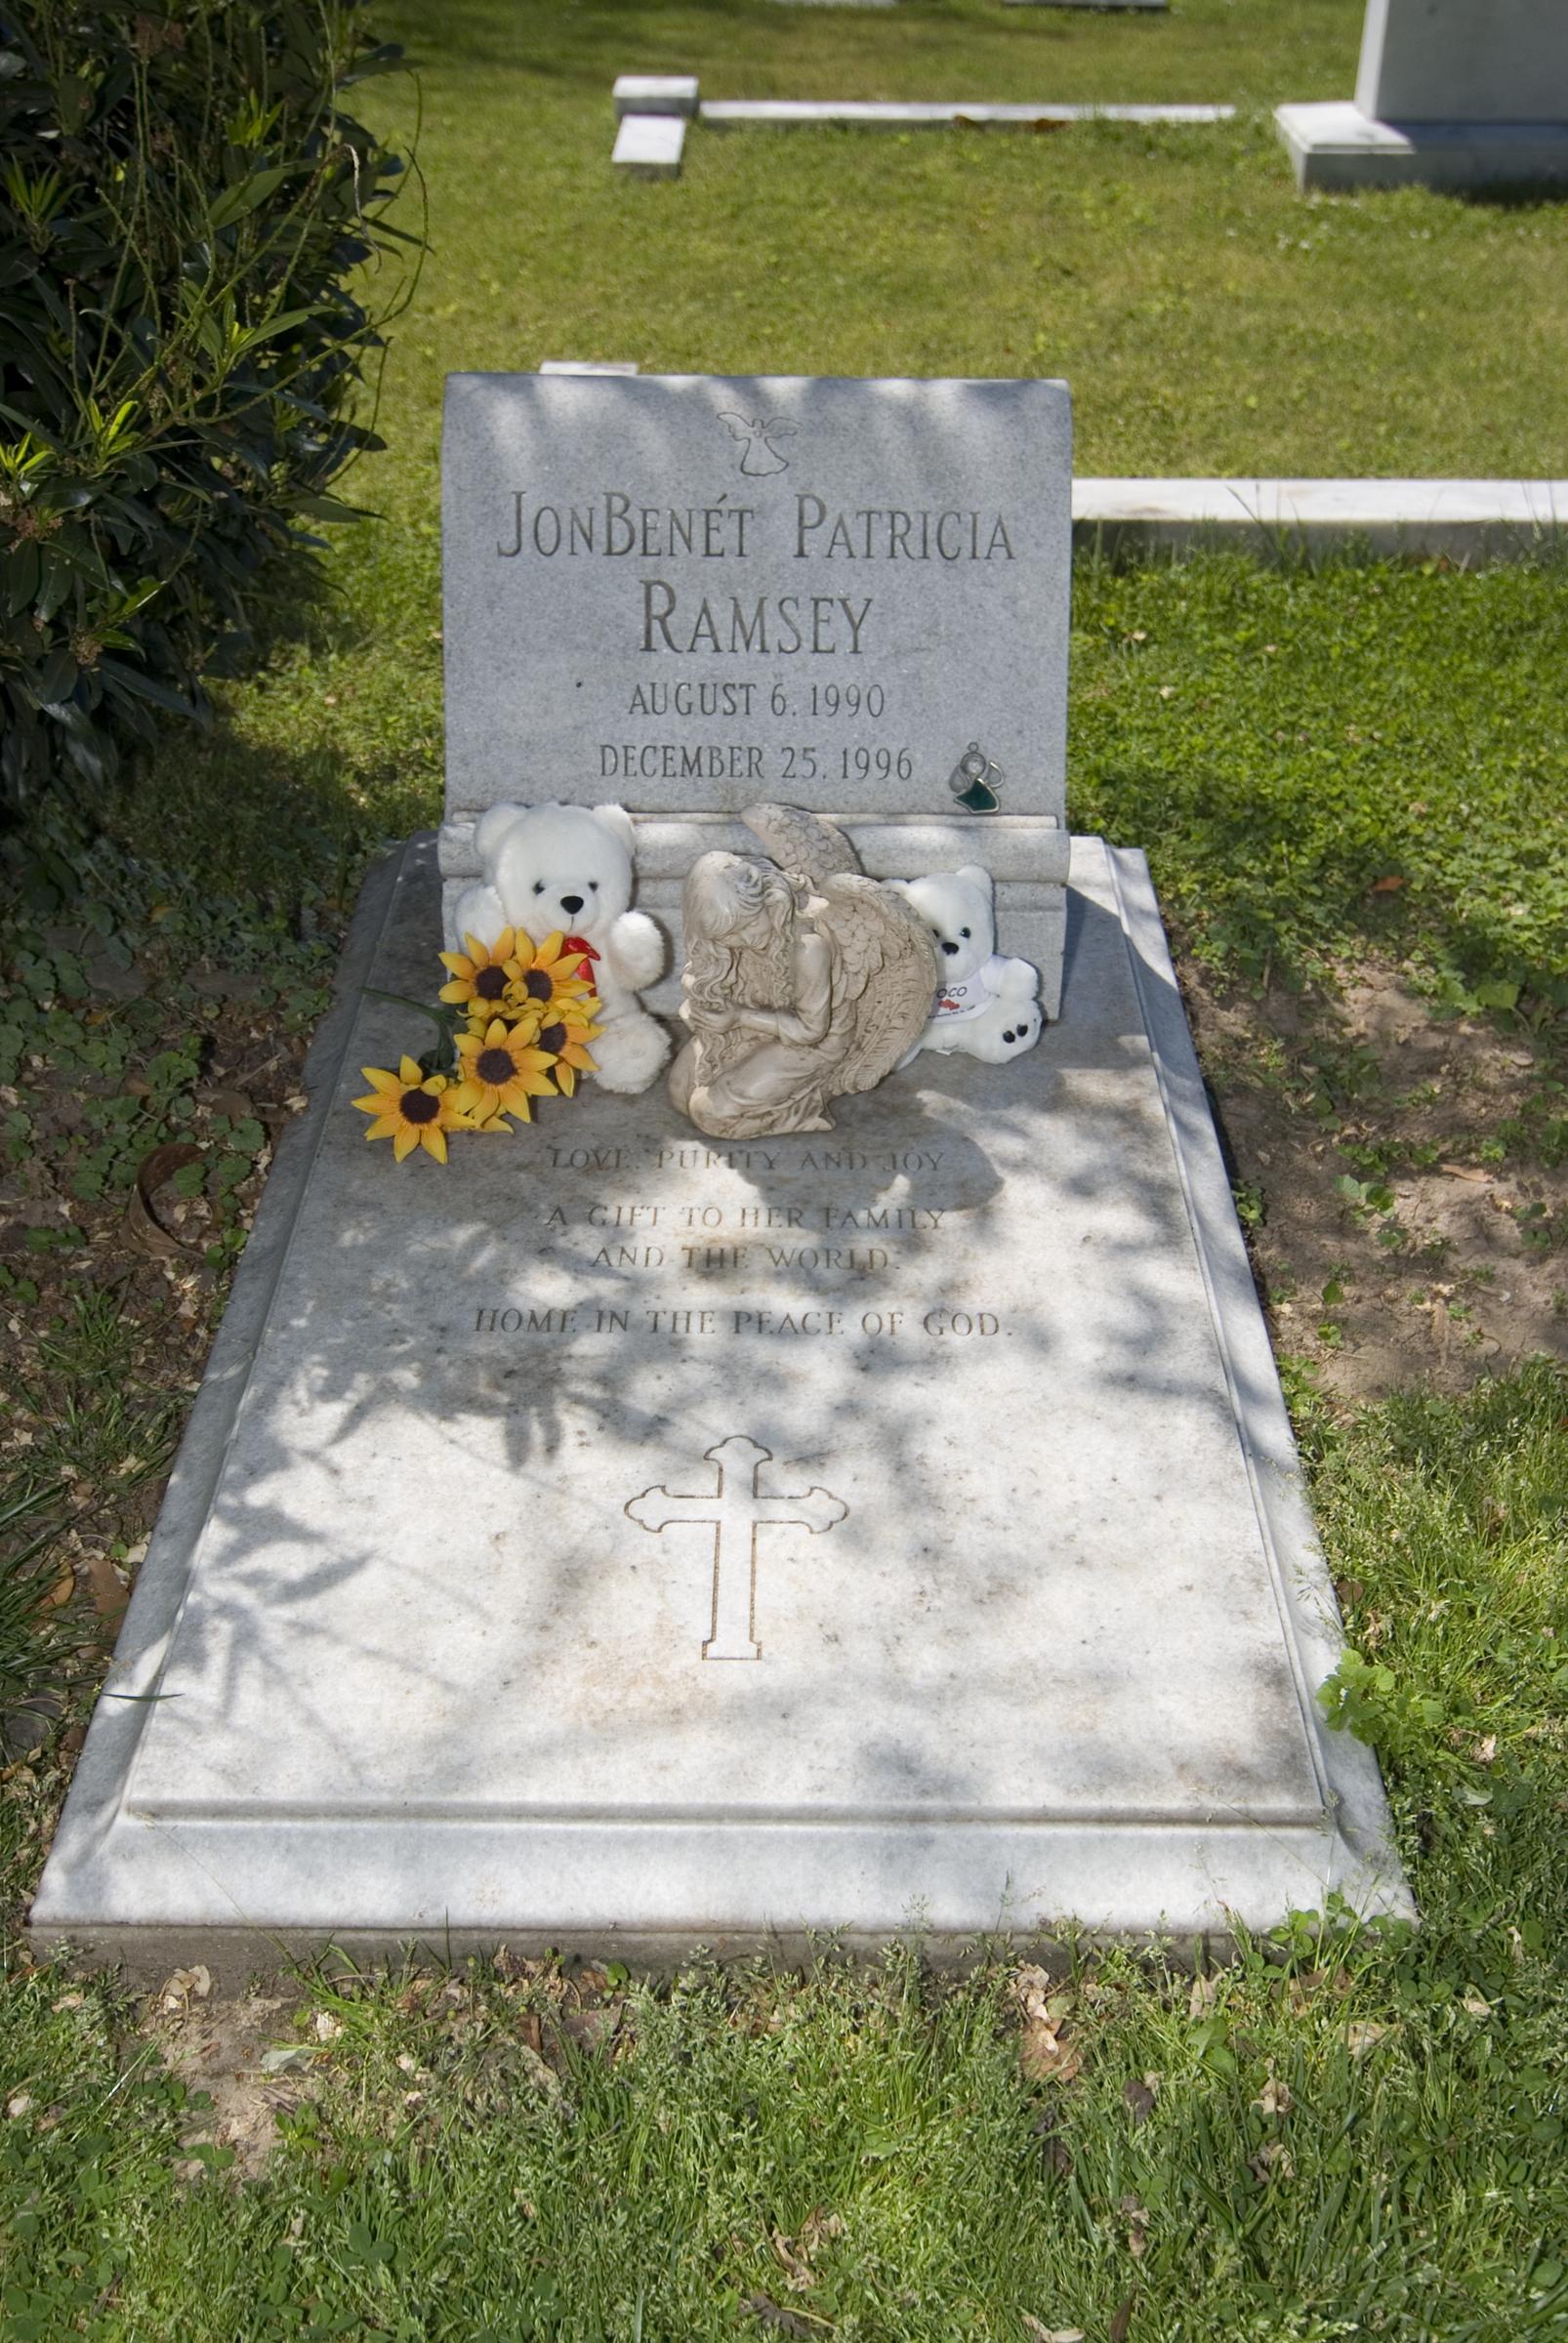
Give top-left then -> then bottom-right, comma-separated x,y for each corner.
668,804 -> 939,1141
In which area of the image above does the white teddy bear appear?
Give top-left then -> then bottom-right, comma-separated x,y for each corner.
887,865 -> 1042,1066
451,801 -> 671,1094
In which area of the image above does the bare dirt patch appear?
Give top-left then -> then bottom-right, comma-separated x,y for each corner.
1185,955 -> 1568,1401
141,1965 -> 315,2182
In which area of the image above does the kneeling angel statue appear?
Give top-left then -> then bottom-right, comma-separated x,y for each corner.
669,804 -> 939,1141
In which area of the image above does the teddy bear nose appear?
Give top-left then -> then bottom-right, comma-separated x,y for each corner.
941,939 -> 960,956
559,894 -> 584,916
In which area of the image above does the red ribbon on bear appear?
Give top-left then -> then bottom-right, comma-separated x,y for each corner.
562,934 -> 600,965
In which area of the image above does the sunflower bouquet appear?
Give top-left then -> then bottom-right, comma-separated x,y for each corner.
352,928 -> 602,1164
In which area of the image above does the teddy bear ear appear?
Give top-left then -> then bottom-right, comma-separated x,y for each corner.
475,802 -> 529,865
592,802 -> 636,853
885,879 -> 913,900
955,863 -> 995,902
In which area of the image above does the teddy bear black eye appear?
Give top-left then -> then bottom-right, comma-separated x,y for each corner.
589,880 -> 598,892
532,881 -> 546,894
960,927 -> 971,939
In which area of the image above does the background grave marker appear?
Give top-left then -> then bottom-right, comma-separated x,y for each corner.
1278,0 -> 1568,190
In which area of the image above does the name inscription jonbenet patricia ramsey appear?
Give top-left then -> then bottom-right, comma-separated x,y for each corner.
494,490 -> 1018,657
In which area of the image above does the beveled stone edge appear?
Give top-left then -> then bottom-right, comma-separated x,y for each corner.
28,845 -> 416,1942
34,1811 -> 1387,1985
1101,843 -> 1412,1925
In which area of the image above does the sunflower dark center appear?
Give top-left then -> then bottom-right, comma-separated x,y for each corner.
539,1023 -> 566,1053
475,1047 -> 516,1085
474,964 -> 508,999
522,968 -> 553,1002
400,1088 -> 439,1124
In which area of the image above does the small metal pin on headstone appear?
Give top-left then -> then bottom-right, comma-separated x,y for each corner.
949,742 -> 1003,813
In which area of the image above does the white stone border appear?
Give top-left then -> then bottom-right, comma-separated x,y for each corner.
611,74 -> 1235,173
1073,478 -> 1566,563
700,100 -> 1232,128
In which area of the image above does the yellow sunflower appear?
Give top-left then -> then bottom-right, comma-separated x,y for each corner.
506,929 -> 598,1024
352,1057 -> 469,1164
534,1012 -> 601,1097
451,1019 -> 559,1125
437,928 -> 534,1022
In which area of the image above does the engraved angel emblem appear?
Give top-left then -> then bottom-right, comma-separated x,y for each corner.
669,804 -> 938,1140
720,413 -> 796,477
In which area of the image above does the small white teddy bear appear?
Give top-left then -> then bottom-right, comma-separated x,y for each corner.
451,801 -> 671,1094
887,865 -> 1042,1066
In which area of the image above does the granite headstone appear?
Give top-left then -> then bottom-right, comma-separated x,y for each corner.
439,373 -> 1073,1014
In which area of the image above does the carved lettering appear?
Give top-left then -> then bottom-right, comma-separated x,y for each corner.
642,584 -> 873,657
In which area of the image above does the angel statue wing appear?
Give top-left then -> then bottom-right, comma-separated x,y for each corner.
818,874 -> 940,1098
742,802 -> 860,887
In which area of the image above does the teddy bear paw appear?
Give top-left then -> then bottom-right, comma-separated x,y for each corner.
590,1009 -> 672,1095
994,1009 -> 1041,1057
608,909 -> 667,991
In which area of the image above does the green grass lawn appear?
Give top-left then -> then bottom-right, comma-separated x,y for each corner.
351,0 -> 1568,483
4,1368 -> 1566,2340
4,3 -> 1568,2335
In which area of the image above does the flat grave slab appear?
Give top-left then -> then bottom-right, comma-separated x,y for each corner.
32,833 -> 1408,1978
611,113 -> 686,177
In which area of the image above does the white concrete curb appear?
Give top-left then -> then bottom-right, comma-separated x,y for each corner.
1073,478 -> 1567,562
700,100 -> 1233,128
608,74 -> 1235,172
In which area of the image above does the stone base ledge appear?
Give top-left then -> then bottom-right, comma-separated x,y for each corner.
437,812 -> 1071,1021
1276,101 -> 1568,192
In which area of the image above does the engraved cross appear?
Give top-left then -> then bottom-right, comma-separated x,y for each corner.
626,1433 -> 847,1661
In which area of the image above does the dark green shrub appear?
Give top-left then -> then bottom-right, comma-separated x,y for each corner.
0,1 -> 418,817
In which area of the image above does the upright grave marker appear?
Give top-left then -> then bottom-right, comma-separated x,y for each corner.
1278,0 -> 1568,190
440,374 -> 1073,1013
34,376 -> 1408,1974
